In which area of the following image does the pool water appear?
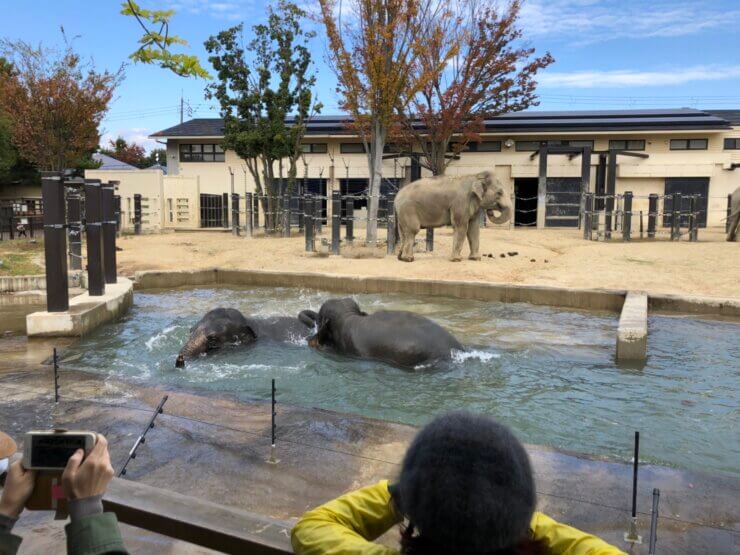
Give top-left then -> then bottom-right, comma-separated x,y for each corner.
61,286 -> 740,475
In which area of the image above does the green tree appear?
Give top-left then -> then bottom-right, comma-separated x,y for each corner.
121,1 -> 210,78
205,0 -> 320,230
100,136 -> 148,167
0,57 -> 17,174
145,148 -> 167,167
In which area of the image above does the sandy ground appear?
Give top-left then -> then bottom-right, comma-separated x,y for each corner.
114,227 -> 740,299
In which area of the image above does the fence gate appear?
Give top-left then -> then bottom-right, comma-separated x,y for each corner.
663,178 -> 709,228
546,178 -> 581,227
200,194 -> 225,228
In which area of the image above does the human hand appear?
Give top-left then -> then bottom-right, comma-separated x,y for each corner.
0,460 -> 36,518
61,434 -> 114,500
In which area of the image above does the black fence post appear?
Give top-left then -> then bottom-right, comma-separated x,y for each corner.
304,195 -> 314,252
622,191 -> 633,241
583,193 -> 593,240
221,193 -> 229,229
101,183 -> 117,284
331,190 -> 341,254
345,197 -> 354,244
133,194 -> 142,235
53,347 -> 60,402
386,193 -> 396,255
232,193 -> 240,236
727,194 -> 733,233
85,179 -> 105,296
253,194 -> 260,231
41,172 -> 69,312
647,194 -> 658,238
426,227 -> 434,252
245,192 -> 253,237
66,187 -> 82,271
114,194 -> 122,237
688,195 -> 698,242
283,193 -> 291,238
315,194 -> 323,235
671,192 -> 681,241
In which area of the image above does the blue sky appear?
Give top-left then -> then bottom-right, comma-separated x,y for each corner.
2,0 -> 739,151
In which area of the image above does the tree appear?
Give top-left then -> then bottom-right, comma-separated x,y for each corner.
145,148 -> 167,167
398,0 -> 553,175
205,0 -> 320,230
319,0 -> 455,243
0,57 -> 16,174
121,1 -> 210,78
101,136 -> 148,167
0,38 -> 123,172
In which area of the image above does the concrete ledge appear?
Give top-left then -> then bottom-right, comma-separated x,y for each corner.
26,277 -> 133,337
616,292 -> 648,362
649,293 -> 740,318
0,271 -> 84,293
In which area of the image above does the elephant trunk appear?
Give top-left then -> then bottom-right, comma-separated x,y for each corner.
176,331 -> 208,368
486,201 -> 512,225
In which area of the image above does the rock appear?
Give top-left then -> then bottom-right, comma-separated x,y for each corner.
507,251 -> 518,257
530,259 -> 536,262
499,254 -> 506,258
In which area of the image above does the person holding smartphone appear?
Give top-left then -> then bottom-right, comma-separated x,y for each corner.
0,433 -> 128,555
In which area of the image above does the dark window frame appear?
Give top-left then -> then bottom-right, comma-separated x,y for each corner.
723,138 -> 740,150
340,143 -> 366,154
609,139 -> 646,151
179,143 -> 225,162
467,141 -> 502,152
515,139 -> 594,152
670,138 -> 708,151
300,143 -> 328,154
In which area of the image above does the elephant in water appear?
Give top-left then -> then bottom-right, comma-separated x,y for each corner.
175,307 -> 317,367
727,186 -> 740,241
304,298 -> 462,369
394,170 -> 512,262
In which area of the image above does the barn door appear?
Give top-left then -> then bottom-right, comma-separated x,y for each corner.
546,177 -> 581,227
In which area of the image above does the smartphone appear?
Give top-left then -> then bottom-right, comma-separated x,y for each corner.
22,431 -> 96,470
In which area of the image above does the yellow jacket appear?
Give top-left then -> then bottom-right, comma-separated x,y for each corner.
292,480 -> 627,555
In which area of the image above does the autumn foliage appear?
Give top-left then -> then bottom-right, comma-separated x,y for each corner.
0,38 -> 123,172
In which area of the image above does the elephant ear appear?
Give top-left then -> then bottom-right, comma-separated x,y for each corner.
473,171 -> 493,200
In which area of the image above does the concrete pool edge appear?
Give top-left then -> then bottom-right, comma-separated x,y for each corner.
132,268 -> 740,318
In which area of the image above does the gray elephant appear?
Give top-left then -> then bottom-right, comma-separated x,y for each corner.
305,298 -> 462,368
727,186 -> 740,241
175,307 -> 317,367
394,170 -> 512,262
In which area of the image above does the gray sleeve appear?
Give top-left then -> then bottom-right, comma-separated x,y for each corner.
68,495 -> 104,522
0,512 -> 18,533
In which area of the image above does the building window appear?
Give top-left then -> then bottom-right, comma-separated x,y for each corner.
610,139 -> 646,151
515,140 -> 593,151
300,143 -> 328,154
179,143 -> 225,162
467,141 -> 502,152
340,143 -> 366,154
724,138 -> 740,150
670,139 -> 708,150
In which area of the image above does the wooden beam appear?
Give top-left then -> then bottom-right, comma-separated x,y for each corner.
103,478 -> 293,555
537,144 -> 548,229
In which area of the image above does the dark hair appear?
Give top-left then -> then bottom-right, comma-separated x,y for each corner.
396,412 -> 537,554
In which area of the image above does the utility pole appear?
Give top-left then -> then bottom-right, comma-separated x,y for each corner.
180,90 -> 184,124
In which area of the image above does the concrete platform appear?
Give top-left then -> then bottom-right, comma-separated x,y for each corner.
617,291 -> 648,362
25,277 -> 133,337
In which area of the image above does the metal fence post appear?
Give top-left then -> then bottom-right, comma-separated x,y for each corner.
688,195 -> 698,242
622,191 -> 633,241
583,193 -> 593,240
386,192 -> 396,255
671,192 -> 681,241
133,194 -> 142,235
232,193 -> 240,236
727,194 -> 732,233
245,193 -> 253,237
253,194 -> 260,231
346,197 -> 354,244
41,172 -> 69,312
315,194 -> 323,235
304,195 -> 314,252
101,183 -> 117,284
647,194 -> 657,238
85,179 -> 105,296
282,193 -> 291,238
331,190 -> 341,254
426,227 -> 434,252
66,187 -> 82,271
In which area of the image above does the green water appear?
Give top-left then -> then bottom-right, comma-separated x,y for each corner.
61,286 -> 740,475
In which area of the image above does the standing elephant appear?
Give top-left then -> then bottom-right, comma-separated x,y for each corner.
175,307 -> 316,367
394,170 -> 512,262
727,186 -> 740,241
306,298 -> 462,368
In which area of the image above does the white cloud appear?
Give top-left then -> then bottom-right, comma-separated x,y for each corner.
539,65 -> 740,88
166,0 -> 252,20
100,128 -> 159,152
519,0 -> 740,45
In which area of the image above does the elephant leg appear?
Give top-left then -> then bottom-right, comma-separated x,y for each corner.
727,211 -> 740,241
398,212 -> 419,262
451,218 -> 469,262
467,216 -> 481,260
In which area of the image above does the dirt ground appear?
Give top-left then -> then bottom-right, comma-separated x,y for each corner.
114,227 -> 740,298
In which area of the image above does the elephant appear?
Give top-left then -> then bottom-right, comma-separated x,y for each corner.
727,186 -> 740,241
305,298 -> 463,369
175,307 -> 317,367
394,170 -> 512,262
